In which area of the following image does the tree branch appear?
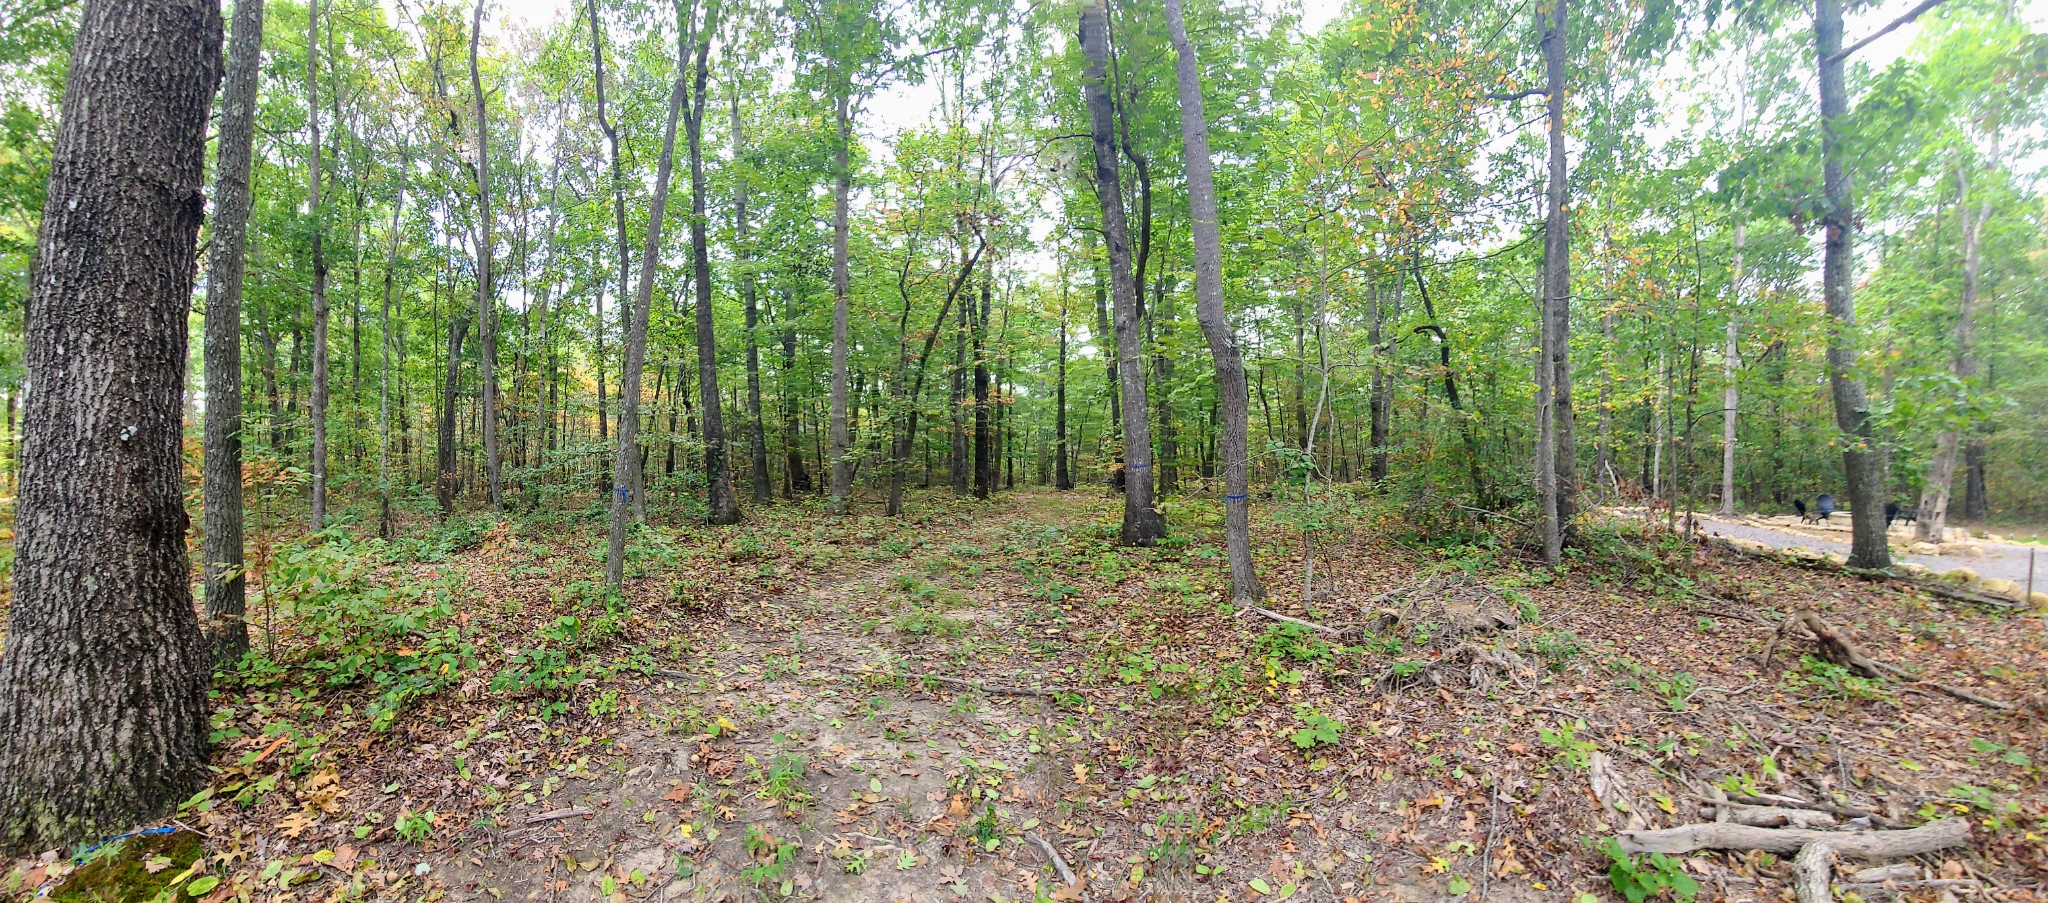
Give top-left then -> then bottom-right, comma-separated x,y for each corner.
1825,0 -> 1954,63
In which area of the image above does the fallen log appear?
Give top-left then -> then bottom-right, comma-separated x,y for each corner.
1613,816 -> 1969,857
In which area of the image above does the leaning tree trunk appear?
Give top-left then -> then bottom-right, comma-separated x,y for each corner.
307,0 -> 331,531
733,93 -> 772,506
1163,0 -> 1258,602
0,0 -> 221,855
1081,0 -> 1166,545
470,0 -> 504,512
203,0 -> 265,664
827,91 -> 854,514
683,0 -> 736,525
1815,0 -> 1890,570
606,10 -> 687,587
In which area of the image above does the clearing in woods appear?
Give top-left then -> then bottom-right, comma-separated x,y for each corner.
12,491 -> 2047,901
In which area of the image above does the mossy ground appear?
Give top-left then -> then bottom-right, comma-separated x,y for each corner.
52,831 -> 202,903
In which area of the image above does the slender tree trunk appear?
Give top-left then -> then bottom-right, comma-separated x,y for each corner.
586,0 -> 626,447
1056,278 -> 1072,491
683,0 -> 735,524
950,295 -> 969,493
378,139 -> 408,537
0,0 -> 220,852
1164,0 -> 1257,601
1537,0 -> 1574,565
733,93 -> 771,505
438,313 -> 469,517
973,279 -> 993,499
470,0 -> 504,512
1720,222 -> 1744,516
203,0 -> 264,663
780,287 -> 811,494
607,9 -> 688,586
1919,156 -> 1993,542
827,91 -> 854,513
1082,0 -> 1165,544
1815,0 -> 1890,569
307,0 -> 331,530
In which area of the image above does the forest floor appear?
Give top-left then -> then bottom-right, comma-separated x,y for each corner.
6,489 -> 2048,903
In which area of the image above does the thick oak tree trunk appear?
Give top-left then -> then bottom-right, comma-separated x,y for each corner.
0,0 -> 221,854
203,0 -> 266,664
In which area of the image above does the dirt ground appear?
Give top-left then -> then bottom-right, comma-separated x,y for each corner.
7,489 -> 2046,902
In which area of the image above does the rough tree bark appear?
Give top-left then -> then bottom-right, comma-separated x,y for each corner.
1081,0 -> 1166,545
606,5 -> 688,587
1816,0 -> 1891,570
1163,0 -> 1258,602
203,0 -> 265,663
0,0 -> 221,854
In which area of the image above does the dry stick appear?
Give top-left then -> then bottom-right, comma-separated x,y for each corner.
1614,815 -> 1969,857
1032,833 -> 1084,899
524,807 -> 593,825
1248,606 -> 1346,636
1724,794 -> 1903,830
1793,608 -> 2015,711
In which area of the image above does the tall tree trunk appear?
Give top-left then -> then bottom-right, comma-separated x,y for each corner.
607,8 -> 688,587
470,0 -> 504,512
307,0 -> 331,531
203,0 -> 264,663
1918,155 -> 1994,542
780,286 -> 811,494
586,0 -> 625,447
1164,0 -> 1258,601
733,93 -> 771,505
1720,222 -> 1744,516
0,0 -> 220,853
438,313 -> 469,518
1082,0 -> 1166,545
950,294 -> 969,493
1536,0 -> 1574,565
1055,278 -> 1072,491
973,279 -> 993,499
684,0 -> 735,524
379,138 -> 408,537
827,91 -> 854,513
1815,0 -> 1890,569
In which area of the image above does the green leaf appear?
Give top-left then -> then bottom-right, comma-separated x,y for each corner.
1250,877 -> 1273,894
186,876 -> 220,895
